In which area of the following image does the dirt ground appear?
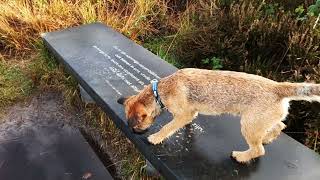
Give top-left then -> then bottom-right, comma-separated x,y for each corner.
0,92 -> 81,140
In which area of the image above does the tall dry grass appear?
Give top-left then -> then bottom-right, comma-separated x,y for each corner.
0,0 -> 174,57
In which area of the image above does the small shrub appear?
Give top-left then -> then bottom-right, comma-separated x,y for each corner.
169,0 -> 319,80
266,0 -> 315,11
201,57 -> 223,70
307,0 -> 320,16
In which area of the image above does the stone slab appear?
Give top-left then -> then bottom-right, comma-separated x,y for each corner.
0,125 -> 113,180
42,23 -> 320,180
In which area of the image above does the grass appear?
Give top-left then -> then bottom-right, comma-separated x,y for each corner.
0,0 -> 320,178
0,0 -> 173,55
0,57 -> 33,109
144,37 -> 184,68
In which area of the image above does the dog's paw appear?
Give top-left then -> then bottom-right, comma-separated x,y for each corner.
231,151 -> 252,164
147,134 -> 163,145
262,137 -> 274,145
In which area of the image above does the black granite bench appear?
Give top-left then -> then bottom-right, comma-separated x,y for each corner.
0,125 -> 113,180
42,23 -> 320,180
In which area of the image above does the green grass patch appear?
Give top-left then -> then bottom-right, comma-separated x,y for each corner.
28,43 -> 81,107
0,60 -> 33,107
144,37 -> 183,69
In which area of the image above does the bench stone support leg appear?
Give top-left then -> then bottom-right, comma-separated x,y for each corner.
144,160 -> 159,177
79,85 -> 95,104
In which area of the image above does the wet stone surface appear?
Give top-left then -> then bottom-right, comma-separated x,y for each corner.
42,23 -> 320,180
0,93 -> 113,180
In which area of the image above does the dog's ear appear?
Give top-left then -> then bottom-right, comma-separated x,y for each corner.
117,96 -> 128,105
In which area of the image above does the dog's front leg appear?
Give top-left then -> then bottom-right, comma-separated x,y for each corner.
148,114 -> 194,145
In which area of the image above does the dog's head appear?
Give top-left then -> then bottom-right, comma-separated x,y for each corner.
118,95 -> 158,133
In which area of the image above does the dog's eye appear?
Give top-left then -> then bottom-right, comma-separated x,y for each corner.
141,114 -> 147,120
136,113 -> 147,122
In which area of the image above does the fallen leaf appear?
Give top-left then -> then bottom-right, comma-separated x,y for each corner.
82,172 -> 92,179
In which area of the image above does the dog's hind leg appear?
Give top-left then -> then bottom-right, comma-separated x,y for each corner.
148,112 -> 195,145
231,108 -> 283,163
231,116 -> 266,163
262,99 -> 289,145
232,102 -> 286,163
263,122 -> 286,145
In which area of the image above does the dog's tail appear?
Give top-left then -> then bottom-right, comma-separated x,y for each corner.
275,82 -> 320,101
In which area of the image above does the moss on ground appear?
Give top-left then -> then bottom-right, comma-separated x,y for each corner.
0,59 -> 33,108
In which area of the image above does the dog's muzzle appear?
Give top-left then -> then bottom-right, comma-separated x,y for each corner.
132,127 -> 147,134
128,119 -> 138,128
128,120 -> 147,134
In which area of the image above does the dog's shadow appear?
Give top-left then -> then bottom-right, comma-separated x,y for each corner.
139,113 -> 261,179
173,123 -> 261,179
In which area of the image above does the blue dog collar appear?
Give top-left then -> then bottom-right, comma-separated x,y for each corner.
151,79 -> 165,108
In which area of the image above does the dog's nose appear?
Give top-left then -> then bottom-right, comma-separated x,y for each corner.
132,127 -> 147,134
128,120 -> 136,128
131,127 -> 139,133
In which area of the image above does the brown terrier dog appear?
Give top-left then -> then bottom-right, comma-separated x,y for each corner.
118,68 -> 320,163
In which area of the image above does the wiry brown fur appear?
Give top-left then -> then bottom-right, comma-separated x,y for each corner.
119,68 -> 320,163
